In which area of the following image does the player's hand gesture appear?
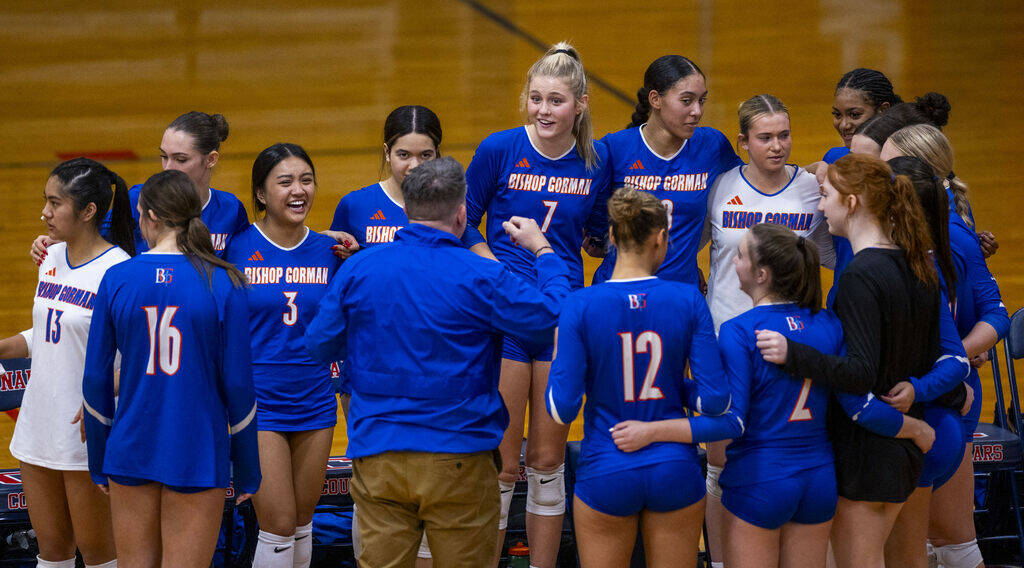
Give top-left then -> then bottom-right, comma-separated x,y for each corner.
322,230 -> 361,259
503,216 -> 552,256
906,416 -> 935,453
882,381 -> 915,413
71,407 -> 86,443
977,231 -> 998,258
610,420 -> 655,453
755,330 -> 788,364
30,235 -> 56,266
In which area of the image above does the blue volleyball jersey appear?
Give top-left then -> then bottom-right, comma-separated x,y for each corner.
716,305 -> 841,487
103,184 -> 248,256
546,277 -> 731,481
82,254 -> 260,493
823,146 -> 850,164
593,126 -> 743,285
330,183 -> 409,248
462,126 -> 612,289
948,216 -> 1009,340
224,225 -> 341,431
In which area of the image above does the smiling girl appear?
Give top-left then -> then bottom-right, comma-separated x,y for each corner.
224,144 -> 341,568
461,41 -> 611,568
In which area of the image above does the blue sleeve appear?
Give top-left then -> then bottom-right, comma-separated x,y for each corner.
833,390 -> 903,437
685,290 -> 731,416
233,200 -> 250,236
546,301 -> 585,425
908,292 -> 970,403
488,253 -> 571,346
461,137 -> 500,248
305,265 -> 351,363
962,233 -> 1010,338
219,284 -> 260,494
688,321 -> 746,443
82,277 -> 118,486
330,196 -> 350,233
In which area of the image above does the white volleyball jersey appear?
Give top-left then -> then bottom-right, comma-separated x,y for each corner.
705,165 -> 833,333
10,242 -> 129,470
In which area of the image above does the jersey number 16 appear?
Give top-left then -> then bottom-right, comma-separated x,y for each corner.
143,306 -> 181,375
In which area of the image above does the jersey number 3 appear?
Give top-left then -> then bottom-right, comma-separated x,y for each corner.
143,306 -> 181,375
619,331 -> 665,402
283,291 -> 298,326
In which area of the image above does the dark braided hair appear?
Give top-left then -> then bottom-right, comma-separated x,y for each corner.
49,158 -> 136,256
835,68 -> 903,110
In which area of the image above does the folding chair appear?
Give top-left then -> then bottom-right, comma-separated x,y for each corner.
973,307 -> 1024,564
0,358 -> 34,564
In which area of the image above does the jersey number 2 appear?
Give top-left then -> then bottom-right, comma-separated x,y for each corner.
143,306 -> 181,375
789,378 -> 813,421
619,331 -> 665,402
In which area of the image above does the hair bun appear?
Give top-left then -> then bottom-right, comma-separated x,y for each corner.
914,92 -> 950,128
210,113 -> 230,142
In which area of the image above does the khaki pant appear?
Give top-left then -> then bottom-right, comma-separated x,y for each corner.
351,450 -> 500,568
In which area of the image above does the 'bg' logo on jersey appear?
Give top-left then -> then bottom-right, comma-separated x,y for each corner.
628,294 -> 647,310
155,268 -> 174,284
786,316 -> 804,331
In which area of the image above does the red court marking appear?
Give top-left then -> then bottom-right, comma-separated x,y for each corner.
56,150 -> 138,161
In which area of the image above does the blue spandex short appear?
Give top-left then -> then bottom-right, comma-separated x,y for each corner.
918,405 -> 965,490
108,474 -> 215,495
574,460 -> 704,517
502,335 -> 554,363
722,462 -> 837,530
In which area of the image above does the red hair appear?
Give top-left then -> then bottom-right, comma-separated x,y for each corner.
827,154 -> 937,288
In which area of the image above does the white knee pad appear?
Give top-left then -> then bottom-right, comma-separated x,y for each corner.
525,464 -> 565,516
706,464 -> 723,500
499,479 -> 515,530
934,539 -> 983,568
417,533 -> 432,559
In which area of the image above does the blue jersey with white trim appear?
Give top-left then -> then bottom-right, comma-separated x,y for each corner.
593,126 -> 743,285
101,185 -> 249,256
330,183 -> 409,247
225,225 -> 341,430
82,254 -> 260,492
717,305 -> 841,487
546,278 -> 730,481
462,126 -> 612,289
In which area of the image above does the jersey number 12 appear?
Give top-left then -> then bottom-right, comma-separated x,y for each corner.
143,306 -> 181,375
619,331 -> 665,402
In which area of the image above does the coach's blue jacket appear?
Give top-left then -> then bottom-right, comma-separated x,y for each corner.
306,223 -> 570,458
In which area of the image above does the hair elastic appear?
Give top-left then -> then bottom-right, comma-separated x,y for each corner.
552,49 -> 576,59
947,171 -> 956,181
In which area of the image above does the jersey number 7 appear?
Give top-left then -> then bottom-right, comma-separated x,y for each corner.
143,306 -> 181,375
789,378 -> 814,421
619,331 -> 665,402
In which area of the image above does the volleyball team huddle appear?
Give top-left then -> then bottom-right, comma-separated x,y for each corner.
0,40 -> 1006,568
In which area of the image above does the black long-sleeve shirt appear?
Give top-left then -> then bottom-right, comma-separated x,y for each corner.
783,248 -> 948,501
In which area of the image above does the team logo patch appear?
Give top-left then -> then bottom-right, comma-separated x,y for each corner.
628,293 -> 647,309
515,158 -> 530,168
728,195 -> 743,206
628,159 -> 644,170
155,268 -> 173,284
248,250 -> 264,262
786,316 -> 804,331
45,267 -> 57,277
370,209 -> 386,221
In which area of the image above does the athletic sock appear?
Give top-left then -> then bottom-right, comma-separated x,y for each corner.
293,522 -> 313,568
253,530 -> 295,568
36,558 -> 76,568
85,560 -> 117,568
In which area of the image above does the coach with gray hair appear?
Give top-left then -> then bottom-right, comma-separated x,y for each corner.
305,156 -> 569,567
